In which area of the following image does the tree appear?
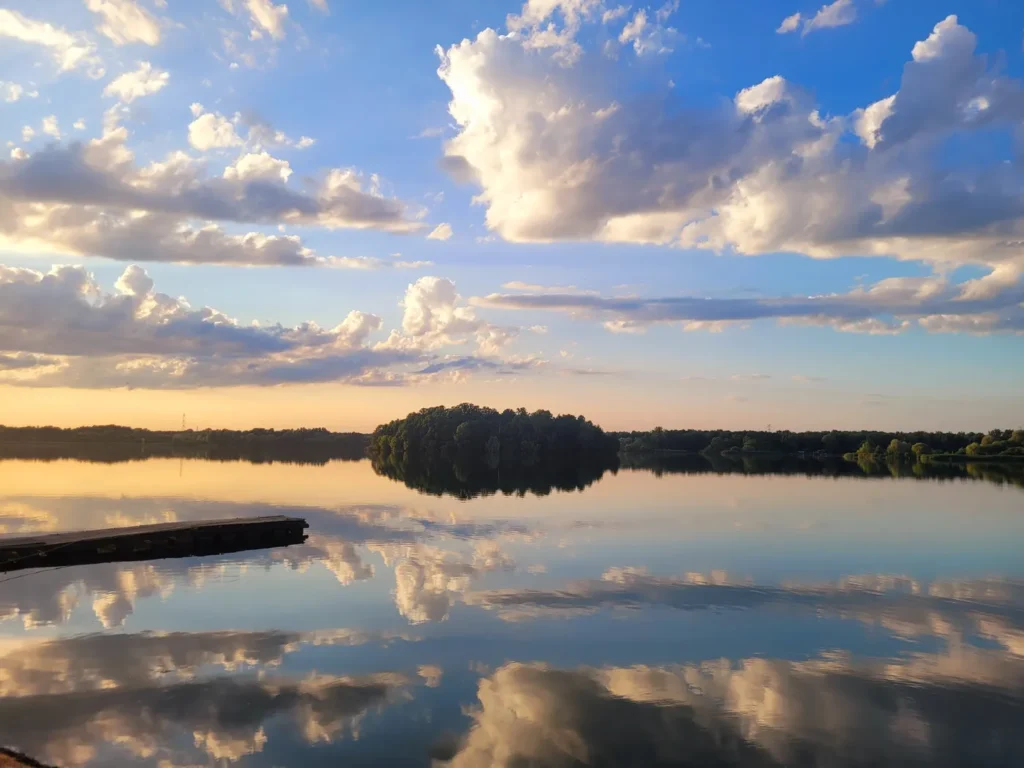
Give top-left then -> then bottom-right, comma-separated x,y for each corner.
856,439 -> 877,458
966,442 -> 982,456
981,434 -> 996,447
886,439 -> 910,455
454,419 -> 492,456
911,442 -> 931,457
1012,430 -> 1024,444
485,435 -> 501,469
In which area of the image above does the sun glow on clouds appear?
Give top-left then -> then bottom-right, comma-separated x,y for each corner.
0,266 -> 538,391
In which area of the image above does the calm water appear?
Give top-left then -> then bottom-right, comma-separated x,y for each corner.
1,457 -> 1023,767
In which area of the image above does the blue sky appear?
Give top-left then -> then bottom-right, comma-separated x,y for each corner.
1,0 -> 1023,431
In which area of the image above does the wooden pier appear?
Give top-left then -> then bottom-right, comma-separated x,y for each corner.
0,747 -> 56,767
0,516 -> 308,573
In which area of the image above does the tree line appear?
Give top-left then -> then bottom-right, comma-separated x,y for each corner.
0,425 -> 369,464
620,451 -> 1024,489
616,427 -> 1024,460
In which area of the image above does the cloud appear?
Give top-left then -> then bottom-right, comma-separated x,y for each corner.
618,6 -> 678,55
188,111 -> 243,150
237,111 -> 317,149
0,118 -> 423,265
0,268 -> 545,389
601,4 -> 629,23
378,277 -> 528,360
427,222 -> 453,240
325,255 -> 433,270
1,82 -> 23,102
222,150 -> 292,182
504,0 -> 604,65
84,0 -> 162,46
0,627 -> 399,697
103,61 -> 169,103
245,0 -> 289,40
501,281 -> 599,296
40,116 -> 60,139
777,1 -> 858,36
776,11 -> 801,33
473,273 -> 1024,336
0,8 -> 103,76
0,264 -> 423,389
413,355 -> 540,377
418,664 -> 444,687
437,13 -> 1024,298
399,277 -> 480,339
0,353 -> 53,371
802,0 -> 857,35
370,541 -> 516,623
443,645 -> 1024,768
309,0 -> 330,12
0,668 -> 408,766
467,567 -> 1024,636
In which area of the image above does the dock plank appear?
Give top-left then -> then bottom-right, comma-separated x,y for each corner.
0,516 -> 308,573
0,516 -> 301,548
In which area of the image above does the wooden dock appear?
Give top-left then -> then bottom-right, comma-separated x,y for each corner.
0,747 -> 55,768
0,516 -> 308,573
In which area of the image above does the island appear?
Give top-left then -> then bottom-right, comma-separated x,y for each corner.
369,404 -> 621,498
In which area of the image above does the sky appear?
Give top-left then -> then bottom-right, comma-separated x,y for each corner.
1,0 -> 1023,432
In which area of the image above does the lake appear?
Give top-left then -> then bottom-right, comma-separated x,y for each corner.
1,456 -> 1023,767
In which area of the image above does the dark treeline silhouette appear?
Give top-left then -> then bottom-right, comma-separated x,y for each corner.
621,452 -> 1024,489
370,455 -> 616,499
369,404 -> 620,499
616,427 -> 1024,461
0,425 -> 369,465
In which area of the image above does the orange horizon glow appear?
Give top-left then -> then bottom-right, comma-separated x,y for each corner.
1,382 -> 1021,434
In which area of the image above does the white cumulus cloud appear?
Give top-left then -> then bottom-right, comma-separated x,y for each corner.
0,8 -> 103,75
41,116 -> 60,139
85,0 -> 162,46
103,61 -> 169,103
188,111 -> 243,150
244,0 -> 289,40
427,223 -> 453,241
436,12 -> 1024,301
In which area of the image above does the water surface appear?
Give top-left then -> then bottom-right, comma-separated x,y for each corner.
0,457 -> 1022,766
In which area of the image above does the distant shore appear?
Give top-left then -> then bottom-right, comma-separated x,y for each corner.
0,426 -> 370,464
928,453 -> 1024,464
619,445 -> 1024,465
615,426 -> 1024,464
3,419 -> 1024,467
